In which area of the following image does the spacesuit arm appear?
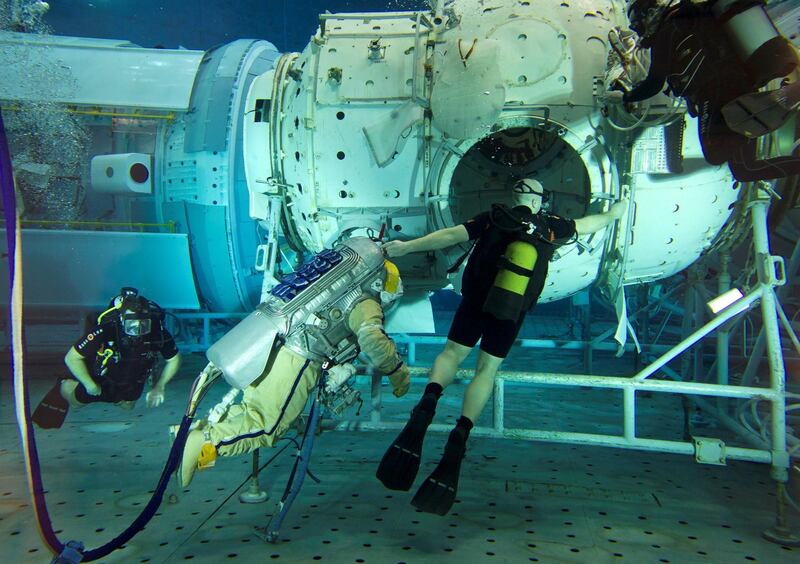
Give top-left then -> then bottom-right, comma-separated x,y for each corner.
348,299 -> 410,397
383,225 -> 469,258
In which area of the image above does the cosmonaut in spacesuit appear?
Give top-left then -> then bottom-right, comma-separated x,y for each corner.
178,237 -> 410,487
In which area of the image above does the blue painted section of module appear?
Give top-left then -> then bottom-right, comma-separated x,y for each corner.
159,39 -> 280,312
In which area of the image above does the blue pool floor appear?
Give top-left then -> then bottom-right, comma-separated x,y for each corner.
1,350 -> 797,563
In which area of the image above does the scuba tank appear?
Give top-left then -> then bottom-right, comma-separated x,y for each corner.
483,239 -> 538,321
482,204 -> 552,322
711,0 -> 798,88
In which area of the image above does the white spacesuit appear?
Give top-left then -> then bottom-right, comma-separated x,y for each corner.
179,237 -> 409,487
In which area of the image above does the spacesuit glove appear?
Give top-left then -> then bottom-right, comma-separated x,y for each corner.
389,365 -> 411,398
324,363 -> 357,394
146,386 -> 165,408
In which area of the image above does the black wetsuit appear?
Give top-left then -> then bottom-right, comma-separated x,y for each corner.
624,2 -> 800,181
448,206 -> 576,358
71,322 -> 178,404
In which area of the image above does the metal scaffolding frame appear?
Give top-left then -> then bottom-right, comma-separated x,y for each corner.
325,193 -> 798,543
182,192 -> 798,541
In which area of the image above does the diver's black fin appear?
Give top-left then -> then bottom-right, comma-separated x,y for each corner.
32,381 -> 69,429
410,428 -> 466,516
376,406 -> 434,491
722,84 -> 800,138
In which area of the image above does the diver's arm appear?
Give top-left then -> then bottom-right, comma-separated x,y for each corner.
147,353 -> 181,408
64,347 -> 100,395
574,201 -> 628,235
154,353 -> 181,391
624,68 -> 667,103
623,31 -> 670,103
383,225 -> 469,258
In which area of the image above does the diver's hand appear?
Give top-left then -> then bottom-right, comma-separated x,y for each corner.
603,90 -> 625,103
389,365 -> 411,398
382,240 -> 410,258
609,199 -> 628,220
146,386 -> 165,408
83,380 -> 101,396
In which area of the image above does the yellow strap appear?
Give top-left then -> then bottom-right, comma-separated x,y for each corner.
98,348 -> 114,367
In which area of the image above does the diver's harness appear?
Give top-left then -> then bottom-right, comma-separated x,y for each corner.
448,204 -> 572,272
93,300 -> 169,380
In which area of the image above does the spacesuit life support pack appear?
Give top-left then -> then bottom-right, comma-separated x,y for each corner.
207,237 -> 400,389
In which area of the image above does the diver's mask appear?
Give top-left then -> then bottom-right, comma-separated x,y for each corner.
122,311 -> 152,336
512,178 -> 551,210
627,0 -> 673,45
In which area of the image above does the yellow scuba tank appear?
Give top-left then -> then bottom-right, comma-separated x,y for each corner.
482,239 -> 538,321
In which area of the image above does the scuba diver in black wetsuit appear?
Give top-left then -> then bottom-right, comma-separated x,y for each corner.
32,288 -> 182,428
377,178 -> 627,515
618,0 -> 800,182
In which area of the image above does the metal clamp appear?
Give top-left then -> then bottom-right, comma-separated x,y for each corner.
266,176 -> 294,190
758,253 -> 786,287
694,436 -> 727,466
255,244 -> 268,272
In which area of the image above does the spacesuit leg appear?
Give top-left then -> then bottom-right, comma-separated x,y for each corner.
209,347 -> 321,457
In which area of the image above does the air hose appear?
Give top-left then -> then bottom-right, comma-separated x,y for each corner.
263,385 -> 323,542
2,107 -> 218,562
1,102 -> 65,560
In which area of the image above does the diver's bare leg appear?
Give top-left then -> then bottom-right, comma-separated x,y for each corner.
461,349 -> 504,422
428,340 -> 472,389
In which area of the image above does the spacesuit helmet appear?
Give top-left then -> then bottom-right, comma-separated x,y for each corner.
370,259 -> 403,309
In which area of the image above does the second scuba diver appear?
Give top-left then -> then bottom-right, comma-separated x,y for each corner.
33,287 -> 181,428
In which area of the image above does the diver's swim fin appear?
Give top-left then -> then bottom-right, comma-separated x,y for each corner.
376,405 -> 434,491
722,83 -> 800,138
410,427 -> 467,516
32,381 -> 69,429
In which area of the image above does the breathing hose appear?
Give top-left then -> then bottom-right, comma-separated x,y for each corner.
2,107 -> 219,561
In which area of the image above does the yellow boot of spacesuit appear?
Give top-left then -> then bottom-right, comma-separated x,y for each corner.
178,429 -> 217,488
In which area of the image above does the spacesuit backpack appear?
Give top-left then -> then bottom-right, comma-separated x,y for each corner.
207,237 -> 394,389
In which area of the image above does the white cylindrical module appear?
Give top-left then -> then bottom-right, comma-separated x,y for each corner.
90,153 -> 153,195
